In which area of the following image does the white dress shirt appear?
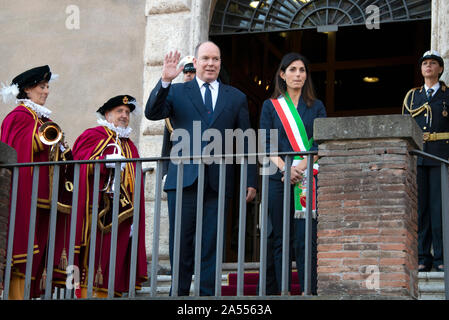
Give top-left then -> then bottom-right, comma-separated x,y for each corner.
195,77 -> 219,110
424,82 -> 440,98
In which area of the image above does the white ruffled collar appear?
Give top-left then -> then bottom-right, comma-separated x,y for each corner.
17,99 -> 52,119
97,118 -> 132,138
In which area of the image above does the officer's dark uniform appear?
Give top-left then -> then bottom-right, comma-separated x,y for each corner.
403,78 -> 449,271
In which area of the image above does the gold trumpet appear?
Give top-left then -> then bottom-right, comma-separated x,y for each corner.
38,121 -> 63,146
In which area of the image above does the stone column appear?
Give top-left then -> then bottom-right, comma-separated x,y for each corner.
0,142 -> 17,293
140,0 -> 212,271
314,115 -> 422,299
432,0 -> 449,84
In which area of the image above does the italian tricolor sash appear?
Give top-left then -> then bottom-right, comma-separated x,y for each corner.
271,92 -> 318,216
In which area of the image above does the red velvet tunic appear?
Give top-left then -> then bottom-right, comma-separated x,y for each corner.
1,104 -> 77,297
72,126 -> 147,296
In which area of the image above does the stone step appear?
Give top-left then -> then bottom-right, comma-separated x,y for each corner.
418,271 -> 446,300
137,268 -> 447,299
136,274 -> 229,297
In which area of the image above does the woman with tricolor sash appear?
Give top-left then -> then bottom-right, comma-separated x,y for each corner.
259,53 -> 326,295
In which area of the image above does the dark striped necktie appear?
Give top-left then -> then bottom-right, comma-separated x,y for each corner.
427,88 -> 434,102
203,82 -> 213,122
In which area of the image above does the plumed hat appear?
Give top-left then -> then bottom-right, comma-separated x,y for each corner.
12,65 -> 52,89
1,65 -> 57,103
96,95 -> 137,115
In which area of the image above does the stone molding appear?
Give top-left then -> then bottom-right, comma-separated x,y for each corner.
314,115 -> 423,151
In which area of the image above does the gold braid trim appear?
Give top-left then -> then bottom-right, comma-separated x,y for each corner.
402,87 -> 432,126
165,118 -> 173,134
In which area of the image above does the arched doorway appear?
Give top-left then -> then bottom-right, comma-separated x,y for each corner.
209,0 -> 431,262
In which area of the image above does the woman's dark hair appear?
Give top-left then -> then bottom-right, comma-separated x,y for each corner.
16,88 -> 28,99
271,52 -> 316,107
16,80 -> 47,100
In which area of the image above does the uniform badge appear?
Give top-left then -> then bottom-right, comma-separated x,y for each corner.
123,96 -> 129,105
443,102 -> 448,117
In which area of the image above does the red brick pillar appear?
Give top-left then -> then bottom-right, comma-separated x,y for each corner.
0,142 -> 17,294
313,115 -> 422,299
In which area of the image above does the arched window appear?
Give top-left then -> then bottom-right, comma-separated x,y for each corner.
210,0 -> 431,35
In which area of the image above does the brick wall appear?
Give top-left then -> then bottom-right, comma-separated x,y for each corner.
314,115 -> 422,299
317,138 -> 419,297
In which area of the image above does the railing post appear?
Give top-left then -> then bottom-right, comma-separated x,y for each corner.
150,162 -> 163,297
171,163 -> 184,296
215,160 -> 226,297
87,163 -> 101,298
281,155 -> 292,296
193,161 -> 205,296
65,163 -> 80,299
24,165 -> 40,300
236,157 -> 248,296
304,155 -> 314,296
258,159 -> 269,296
107,162 -> 122,299
44,164 -> 60,299
128,161 -> 142,298
440,163 -> 449,300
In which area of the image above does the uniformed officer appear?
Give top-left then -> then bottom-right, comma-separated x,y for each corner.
403,50 -> 449,272
160,56 -> 196,176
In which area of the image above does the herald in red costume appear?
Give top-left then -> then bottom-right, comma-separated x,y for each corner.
1,104 -> 79,298
72,125 -> 147,297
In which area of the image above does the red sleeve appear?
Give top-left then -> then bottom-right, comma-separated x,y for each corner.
1,108 -> 37,163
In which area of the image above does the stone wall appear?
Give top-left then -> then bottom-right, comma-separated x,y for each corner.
0,1 -> 146,146
0,142 -> 17,293
432,0 -> 449,84
314,115 -> 422,298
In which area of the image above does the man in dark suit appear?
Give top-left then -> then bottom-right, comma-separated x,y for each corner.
403,50 -> 449,272
161,56 -> 196,177
145,41 -> 257,295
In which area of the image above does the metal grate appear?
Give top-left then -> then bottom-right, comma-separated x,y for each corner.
210,0 -> 431,35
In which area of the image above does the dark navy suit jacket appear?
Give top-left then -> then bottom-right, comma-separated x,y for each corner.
259,96 -> 327,181
145,78 -> 257,197
404,83 -> 449,166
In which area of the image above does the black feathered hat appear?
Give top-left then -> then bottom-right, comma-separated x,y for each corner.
96,95 -> 137,115
11,65 -> 52,89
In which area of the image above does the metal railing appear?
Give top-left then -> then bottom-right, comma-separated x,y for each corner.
0,151 -> 317,299
409,150 -> 449,300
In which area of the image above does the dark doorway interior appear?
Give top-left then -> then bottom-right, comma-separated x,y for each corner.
212,19 -> 431,262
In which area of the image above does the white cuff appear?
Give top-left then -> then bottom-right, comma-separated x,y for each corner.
161,80 -> 171,88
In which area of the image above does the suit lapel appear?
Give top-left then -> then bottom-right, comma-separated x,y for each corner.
185,80 -> 210,125
210,83 -> 228,126
431,84 -> 446,101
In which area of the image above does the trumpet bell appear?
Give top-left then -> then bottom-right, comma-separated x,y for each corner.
38,121 -> 63,145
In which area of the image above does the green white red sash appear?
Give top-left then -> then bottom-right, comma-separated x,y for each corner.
271,92 -> 318,216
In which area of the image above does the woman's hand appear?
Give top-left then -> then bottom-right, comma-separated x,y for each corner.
281,158 -> 308,184
281,165 -> 304,184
